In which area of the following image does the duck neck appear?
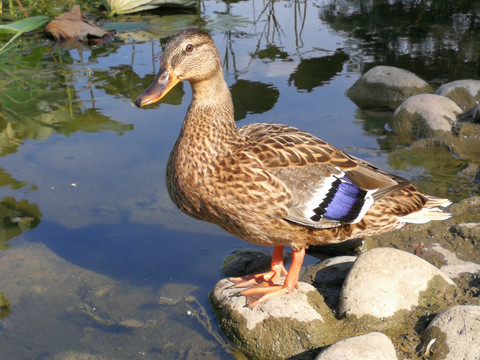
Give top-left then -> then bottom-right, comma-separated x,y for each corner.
181,72 -> 239,153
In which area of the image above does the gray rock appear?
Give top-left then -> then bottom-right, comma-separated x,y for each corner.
431,243 -> 480,279
339,247 -> 455,319
457,104 -> 480,123
435,79 -> 480,111
389,94 -> 461,138
301,256 -> 356,310
423,305 -> 480,360
316,332 -> 397,360
210,278 -> 338,360
221,248 -> 289,277
346,66 -> 433,110
451,222 -> 480,241
451,121 -> 480,159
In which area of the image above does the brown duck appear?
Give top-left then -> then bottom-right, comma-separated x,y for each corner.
135,29 -> 451,307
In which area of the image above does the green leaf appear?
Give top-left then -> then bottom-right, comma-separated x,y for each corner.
0,16 -> 50,53
0,16 -> 50,34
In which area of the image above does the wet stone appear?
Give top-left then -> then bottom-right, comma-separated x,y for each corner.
338,247 -> 455,319
423,305 -> 480,360
451,121 -> 480,160
52,351 -> 107,360
431,244 -> 480,279
389,94 -> 461,139
210,242 -> 480,359
221,248 -> 289,278
451,222 -> 480,241
316,332 -> 397,360
435,79 -> 480,111
300,256 -> 356,310
346,65 -> 433,110
457,104 -> 480,123
210,278 -> 338,360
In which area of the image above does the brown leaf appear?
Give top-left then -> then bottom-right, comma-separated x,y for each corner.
45,5 -> 115,43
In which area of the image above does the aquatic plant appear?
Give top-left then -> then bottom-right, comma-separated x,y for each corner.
0,16 -> 49,53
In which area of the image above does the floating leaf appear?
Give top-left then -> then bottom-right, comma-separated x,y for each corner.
0,16 -> 49,53
45,5 -> 115,44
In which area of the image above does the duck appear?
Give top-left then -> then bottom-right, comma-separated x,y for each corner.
135,29 -> 451,307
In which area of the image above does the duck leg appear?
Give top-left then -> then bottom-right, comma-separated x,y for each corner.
230,247 -> 306,307
229,246 -> 288,287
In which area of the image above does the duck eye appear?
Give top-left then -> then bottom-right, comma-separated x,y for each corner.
185,44 -> 194,53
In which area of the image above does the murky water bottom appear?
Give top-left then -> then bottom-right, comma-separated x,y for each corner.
1,0 -> 479,359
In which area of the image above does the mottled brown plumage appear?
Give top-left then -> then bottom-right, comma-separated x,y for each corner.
135,29 -> 451,306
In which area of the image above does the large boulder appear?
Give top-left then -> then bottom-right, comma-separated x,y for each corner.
389,94 -> 461,138
346,65 -> 433,110
435,79 -> 480,111
339,247 -> 455,319
210,278 -> 337,360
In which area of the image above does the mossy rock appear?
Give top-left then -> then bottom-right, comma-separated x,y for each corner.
346,66 -> 433,110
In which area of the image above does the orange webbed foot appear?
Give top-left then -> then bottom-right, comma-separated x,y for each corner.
228,246 -> 306,307
240,283 -> 295,307
229,264 -> 288,288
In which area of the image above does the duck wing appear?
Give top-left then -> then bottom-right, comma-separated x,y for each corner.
238,123 -> 422,229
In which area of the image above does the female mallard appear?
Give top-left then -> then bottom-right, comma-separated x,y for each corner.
135,29 -> 451,307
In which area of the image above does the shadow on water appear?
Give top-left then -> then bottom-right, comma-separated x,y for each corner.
33,221 -> 235,290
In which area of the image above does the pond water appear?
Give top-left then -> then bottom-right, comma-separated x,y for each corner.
1,0 -> 480,359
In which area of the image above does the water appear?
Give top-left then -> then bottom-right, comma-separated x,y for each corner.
1,1 -> 479,358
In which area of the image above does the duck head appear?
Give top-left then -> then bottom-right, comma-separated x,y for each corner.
135,29 -> 222,107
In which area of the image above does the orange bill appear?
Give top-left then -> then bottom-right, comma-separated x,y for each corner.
135,66 -> 180,107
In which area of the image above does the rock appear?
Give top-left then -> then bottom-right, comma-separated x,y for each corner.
221,248 -> 289,278
309,238 -> 363,254
435,79 -> 480,111
301,256 -> 356,310
457,104 -> 480,123
0,291 -> 10,319
210,278 -> 338,360
316,332 -> 397,360
422,305 -> 480,360
409,119 -> 480,160
451,222 -> 480,241
339,248 -> 455,319
459,164 -> 480,182
389,94 -> 461,138
451,121 -> 480,159
53,351 -> 106,360
431,243 -> 480,279
346,65 -> 433,110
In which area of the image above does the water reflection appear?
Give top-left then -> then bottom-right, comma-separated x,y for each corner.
0,44 -> 134,154
0,197 -> 41,251
289,50 -> 349,92
319,0 -> 480,80
231,80 -> 279,120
